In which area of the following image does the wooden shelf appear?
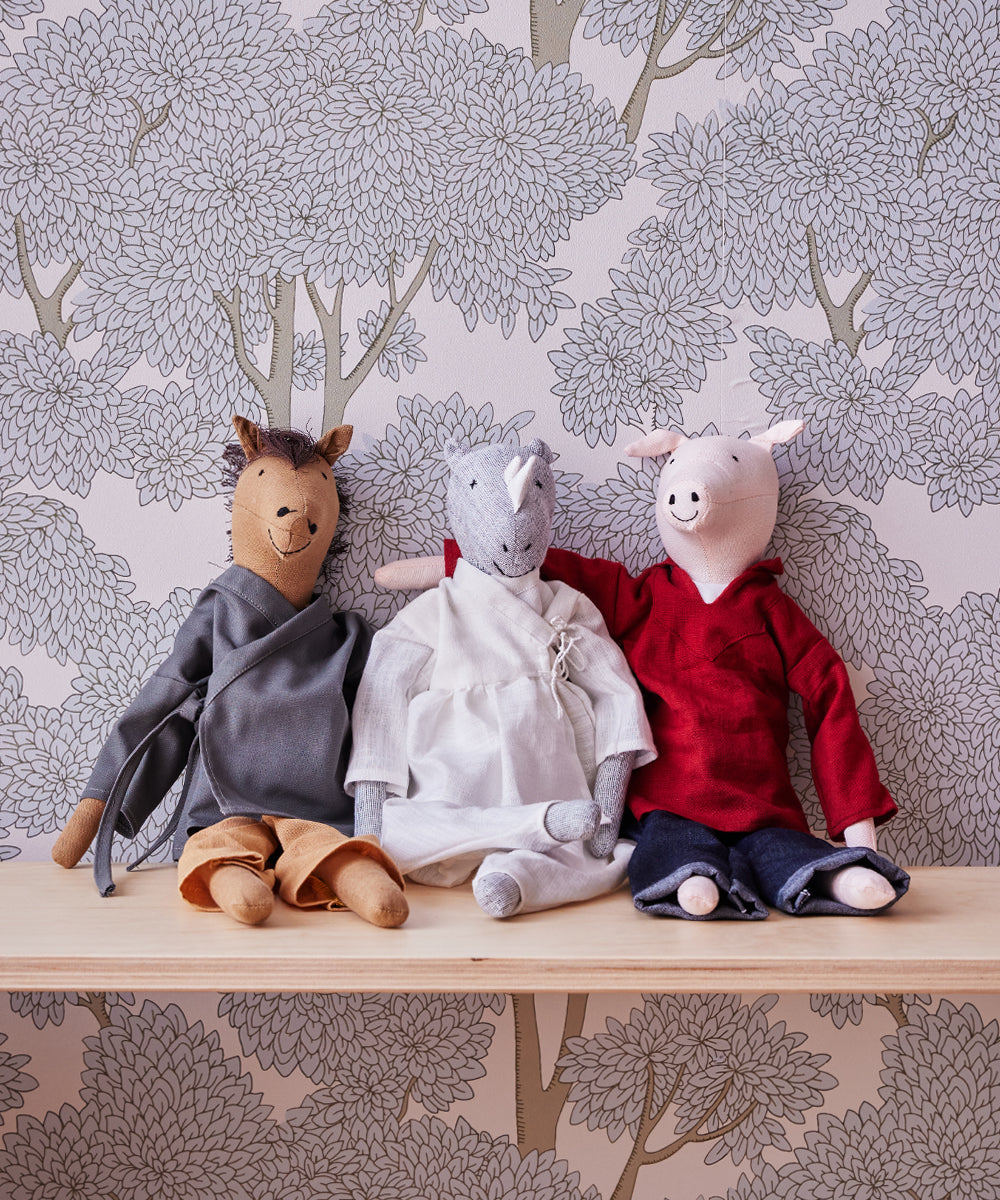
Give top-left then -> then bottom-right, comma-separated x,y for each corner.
2,864 -> 997,993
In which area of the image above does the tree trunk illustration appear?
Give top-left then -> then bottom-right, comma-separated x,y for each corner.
512,992 -> 588,1155
529,0 -> 586,68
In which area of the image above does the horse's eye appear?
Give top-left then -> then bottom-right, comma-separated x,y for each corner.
470,479 -> 476,489
258,469 -> 264,475
322,472 -> 327,480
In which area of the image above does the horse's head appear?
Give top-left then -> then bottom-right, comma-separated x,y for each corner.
625,421 -> 804,585
445,438 -> 556,578
227,416 -> 352,608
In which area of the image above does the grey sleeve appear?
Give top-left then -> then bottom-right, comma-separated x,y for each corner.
587,749 -> 635,858
82,588 -> 216,835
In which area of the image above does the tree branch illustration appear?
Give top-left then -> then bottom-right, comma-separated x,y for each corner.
529,0 -> 587,69
874,993 -> 911,1028
13,214 -> 81,348
512,992 -> 588,1155
215,276 -> 297,426
128,97 -> 171,169
621,0 -> 765,142
72,991 -> 112,1030
916,109 -> 958,177
610,1070 -> 758,1200
319,238 -> 439,429
805,223 -> 871,355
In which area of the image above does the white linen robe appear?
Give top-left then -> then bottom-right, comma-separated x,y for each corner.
346,560 -> 656,912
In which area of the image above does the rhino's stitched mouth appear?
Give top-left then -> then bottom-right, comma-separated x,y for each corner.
268,528 -> 313,556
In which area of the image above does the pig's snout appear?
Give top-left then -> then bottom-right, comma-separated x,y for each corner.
662,479 -> 711,529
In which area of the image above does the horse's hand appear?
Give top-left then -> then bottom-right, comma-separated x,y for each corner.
52,796 -> 106,867
374,556 -> 446,591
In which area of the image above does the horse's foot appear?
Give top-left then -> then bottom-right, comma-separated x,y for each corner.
207,863 -> 275,926
320,851 -> 409,928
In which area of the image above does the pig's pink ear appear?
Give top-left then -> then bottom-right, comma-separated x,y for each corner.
625,428 -> 687,458
750,420 -> 805,452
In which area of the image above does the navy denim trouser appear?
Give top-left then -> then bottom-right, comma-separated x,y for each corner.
625,810 -> 910,920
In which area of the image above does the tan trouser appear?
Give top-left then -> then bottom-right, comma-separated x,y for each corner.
177,815 -> 404,912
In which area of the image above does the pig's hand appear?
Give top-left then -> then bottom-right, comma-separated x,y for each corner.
374,557 -> 446,591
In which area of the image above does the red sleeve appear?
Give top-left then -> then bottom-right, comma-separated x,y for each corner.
444,538 -> 461,577
540,547 -> 641,641
770,593 -> 896,839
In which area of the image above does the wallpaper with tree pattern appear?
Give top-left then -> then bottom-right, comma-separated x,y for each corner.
0,1 -> 997,1196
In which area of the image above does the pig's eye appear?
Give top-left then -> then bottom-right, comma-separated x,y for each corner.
732,455 -> 739,462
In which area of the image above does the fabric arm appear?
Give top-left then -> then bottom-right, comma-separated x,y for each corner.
587,750 -> 635,858
345,629 -> 434,801
778,597 -> 896,839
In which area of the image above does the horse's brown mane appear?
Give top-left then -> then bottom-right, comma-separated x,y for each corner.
221,425 -> 350,567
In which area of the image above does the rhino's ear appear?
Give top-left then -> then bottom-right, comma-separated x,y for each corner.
232,415 -> 265,459
523,437 -> 555,464
750,420 -> 805,452
444,437 -> 471,466
625,428 -> 687,458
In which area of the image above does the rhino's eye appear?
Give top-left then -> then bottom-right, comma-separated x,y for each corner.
469,479 -> 476,489
535,479 -> 542,488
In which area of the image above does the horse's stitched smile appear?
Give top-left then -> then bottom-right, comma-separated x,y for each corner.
268,528 -> 313,556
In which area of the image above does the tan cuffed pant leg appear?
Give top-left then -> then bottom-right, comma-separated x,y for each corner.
261,816 -> 405,910
177,816 -> 278,911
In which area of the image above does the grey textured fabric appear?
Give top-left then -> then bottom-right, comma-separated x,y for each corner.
543,799 -> 600,843
353,779 -> 387,840
444,438 -> 555,578
587,750 -> 636,857
84,565 -> 372,890
472,870 -> 522,918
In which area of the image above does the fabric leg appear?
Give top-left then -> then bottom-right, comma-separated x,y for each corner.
739,826 -> 910,916
627,810 -> 767,920
177,816 -> 278,911
262,816 -> 405,911
381,798 -> 557,881
475,839 -> 633,916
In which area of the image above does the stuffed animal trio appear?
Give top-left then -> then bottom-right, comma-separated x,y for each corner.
54,416 -> 909,927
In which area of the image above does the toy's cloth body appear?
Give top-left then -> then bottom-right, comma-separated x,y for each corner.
83,564 -> 373,890
536,547 -> 896,838
443,541 -> 908,918
346,559 -> 655,911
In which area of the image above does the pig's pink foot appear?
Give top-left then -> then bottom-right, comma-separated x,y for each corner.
677,874 -> 719,916
826,865 -> 896,911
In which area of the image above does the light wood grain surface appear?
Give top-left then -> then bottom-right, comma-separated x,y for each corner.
1,864 -> 997,992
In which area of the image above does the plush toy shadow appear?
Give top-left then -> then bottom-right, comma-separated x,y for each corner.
53,417 -> 408,929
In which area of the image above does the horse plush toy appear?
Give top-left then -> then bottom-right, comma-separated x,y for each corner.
53,417 -> 408,929
346,438 -> 655,918
378,422 -> 910,920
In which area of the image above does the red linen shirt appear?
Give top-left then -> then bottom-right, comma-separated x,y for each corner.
443,541 -> 895,839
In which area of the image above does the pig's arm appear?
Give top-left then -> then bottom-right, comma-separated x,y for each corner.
772,594 -> 897,839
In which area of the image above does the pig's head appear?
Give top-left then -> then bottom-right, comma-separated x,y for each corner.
625,421 -> 804,586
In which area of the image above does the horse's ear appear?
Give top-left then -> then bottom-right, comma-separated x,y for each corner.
315,424 -> 352,465
233,415 -> 265,459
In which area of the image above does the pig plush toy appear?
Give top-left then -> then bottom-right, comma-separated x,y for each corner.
379,422 -> 910,920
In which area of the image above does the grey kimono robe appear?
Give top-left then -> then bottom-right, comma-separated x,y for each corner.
83,565 -> 372,894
